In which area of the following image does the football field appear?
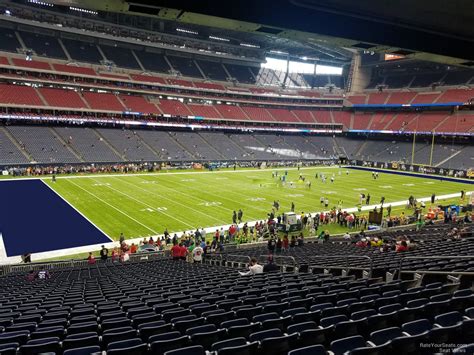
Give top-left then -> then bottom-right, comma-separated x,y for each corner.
44,166 -> 471,241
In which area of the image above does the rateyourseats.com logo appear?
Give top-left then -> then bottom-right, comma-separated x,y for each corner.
420,343 -> 468,353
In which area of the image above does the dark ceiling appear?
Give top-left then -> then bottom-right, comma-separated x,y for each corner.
126,0 -> 474,65
43,0 -> 474,66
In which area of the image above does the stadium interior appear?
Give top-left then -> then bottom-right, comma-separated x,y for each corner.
0,0 -> 473,354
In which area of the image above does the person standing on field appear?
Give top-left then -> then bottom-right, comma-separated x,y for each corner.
232,210 -> 237,224
238,209 -> 243,223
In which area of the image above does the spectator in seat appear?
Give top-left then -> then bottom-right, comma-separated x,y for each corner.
171,243 -> 181,261
26,270 -> 36,282
263,255 -> 279,273
282,235 -> 289,252
179,243 -> 188,261
87,252 -> 96,265
297,233 -> 304,246
290,235 -> 297,248
100,245 -> 108,262
356,238 -> 368,248
276,237 -> 282,254
396,240 -> 409,252
239,257 -> 263,276
268,236 -> 276,254
371,237 -> 383,247
193,244 -> 203,263
130,243 -> 138,253
36,267 -> 50,280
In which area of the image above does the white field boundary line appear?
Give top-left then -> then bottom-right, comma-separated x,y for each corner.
40,180 -> 114,243
66,179 -> 159,235
1,190 -> 468,265
0,166 -> 336,182
0,233 -> 8,264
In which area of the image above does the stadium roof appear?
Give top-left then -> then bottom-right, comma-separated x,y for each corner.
42,0 -> 474,68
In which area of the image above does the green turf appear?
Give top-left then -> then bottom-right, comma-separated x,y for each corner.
43,166 -> 470,242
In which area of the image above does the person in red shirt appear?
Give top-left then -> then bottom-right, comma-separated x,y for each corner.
396,241 -> 409,252
282,235 -> 289,252
171,243 -> 181,260
87,252 -> 96,265
179,243 -> 188,261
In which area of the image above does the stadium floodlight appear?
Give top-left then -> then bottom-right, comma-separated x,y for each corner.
69,7 -> 98,15
28,0 -> 53,6
209,35 -> 230,42
5,9 -> 11,15
176,28 -> 199,35
240,43 -> 260,48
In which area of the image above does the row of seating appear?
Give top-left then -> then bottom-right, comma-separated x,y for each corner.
0,256 -> 473,354
348,88 -> 474,105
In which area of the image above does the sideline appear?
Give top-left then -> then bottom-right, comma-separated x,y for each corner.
0,190 -> 470,265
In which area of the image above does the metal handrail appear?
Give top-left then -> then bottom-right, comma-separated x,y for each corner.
258,255 -> 297,268
224,254 -> 251,263
398,255 -> 474,279
307,255 -> 373,277
0,250 -> 167,275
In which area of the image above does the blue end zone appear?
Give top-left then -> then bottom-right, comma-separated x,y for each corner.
0,179 -> 111,256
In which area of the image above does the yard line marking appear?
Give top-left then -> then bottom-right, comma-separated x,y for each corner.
168,173 -> 320,212
141,175 -> 265,219
41,180 -> 114,242
115,177 -> 226,225
89,177 -> 195,229
67,179 -> 159,234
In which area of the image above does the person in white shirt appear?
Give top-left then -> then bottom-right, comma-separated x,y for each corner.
343,232 -> 351,240
193,245 -> 204,263
239,257 -> 263,276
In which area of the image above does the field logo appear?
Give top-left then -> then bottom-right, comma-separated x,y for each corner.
199,202 -> 222,207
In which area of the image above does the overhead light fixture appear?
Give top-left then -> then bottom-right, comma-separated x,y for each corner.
269,50 -> 288,55
176,28 -> 198,35
240,43 -> 260,48
28,0 -> 53,7
69,6 -> 98,15
209,35 -> 230,42
302,56 -> 308,61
